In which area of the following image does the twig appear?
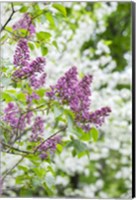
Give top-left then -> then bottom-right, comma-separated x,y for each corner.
1,142 -> 33,154
2,156 -> 25,181
0,3 -> 15,32
34,125 -> 67,153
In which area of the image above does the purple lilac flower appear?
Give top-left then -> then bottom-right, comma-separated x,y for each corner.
29,57 -> 46,73
4,102 -> 20,128
30,116 -> 44,141
46,66 -> 78,101
13,13 -> 35,37
13,39 -> 30,67
89,107 -> 112,127
13,40 -> 46,88
38,135 -> 61,159
3,102 -> 33,131
29,72 -> 46,89
46,67 -> 111,131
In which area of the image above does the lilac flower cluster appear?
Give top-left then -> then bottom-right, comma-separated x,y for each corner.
13,39 -> 30,67
38,135 -> 62,160
30,116 -> 44,141
13,39 -> 46,89
3,102 -> 33,131
46,67 -> 111,131
13,13 -> 35,37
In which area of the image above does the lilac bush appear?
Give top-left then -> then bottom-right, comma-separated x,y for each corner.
0,4 -> 114,197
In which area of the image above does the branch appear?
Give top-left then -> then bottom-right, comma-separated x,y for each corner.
34,125 -> 67,153
1,142 -> 33,154
2,156 -> 25,181
0,3 -> 15,32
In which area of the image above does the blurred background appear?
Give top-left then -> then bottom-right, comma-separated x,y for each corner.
1,2 -> 132,198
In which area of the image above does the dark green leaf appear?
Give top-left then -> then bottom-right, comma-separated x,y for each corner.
41,46 -> 48,56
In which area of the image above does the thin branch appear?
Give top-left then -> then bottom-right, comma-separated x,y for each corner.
34,125 -> 67,153
2,156 -> 25,181
0,3 -> 15,33
1,142 -> 33,154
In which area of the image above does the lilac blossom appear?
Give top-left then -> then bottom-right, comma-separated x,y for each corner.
38,135 -> 62,159
13,39 -> 30,67
46,67 -> 111,131
30,116 -> 44,141
13,13 -> 35,37
29,73 -> 46,89
89,107 -> 112,127
29,57 -> 46,73
13,40 -> 46,89
3,102 -> 33,131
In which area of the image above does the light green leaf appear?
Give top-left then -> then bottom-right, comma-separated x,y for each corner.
56,143 -> 63,153
36,31 -> 51,42
28,42 -> 35,50
52,40 -> 58,50
90,127 -> 99,142
53,4 -> 67,17
5,26 -> 13,32
45,12 -> 55,27
20,6 -> 28,12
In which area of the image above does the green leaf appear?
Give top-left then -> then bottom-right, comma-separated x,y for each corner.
66,139 -> 87,154
28,42 -> 35,50
64,109 -> 74,132
52,40 -> 58,50
16,175 -> 25,184
5,26 -> 13,32
45,12 -> 55,27
90,127 -> 99,142
33,168 -> 46,178
80,132 -> 91,141
17,93 -> 26,102
18,165 -> 28,172
18,29 -> 28,37
36,88 -> 46,97
56,143 -> 63,153
20,6 -> 28,12
36,31 -> 51,42
20,188 -> 32,197
41,46 -> 48,56
53,4 -> 67,17
0,33 -> 8,43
